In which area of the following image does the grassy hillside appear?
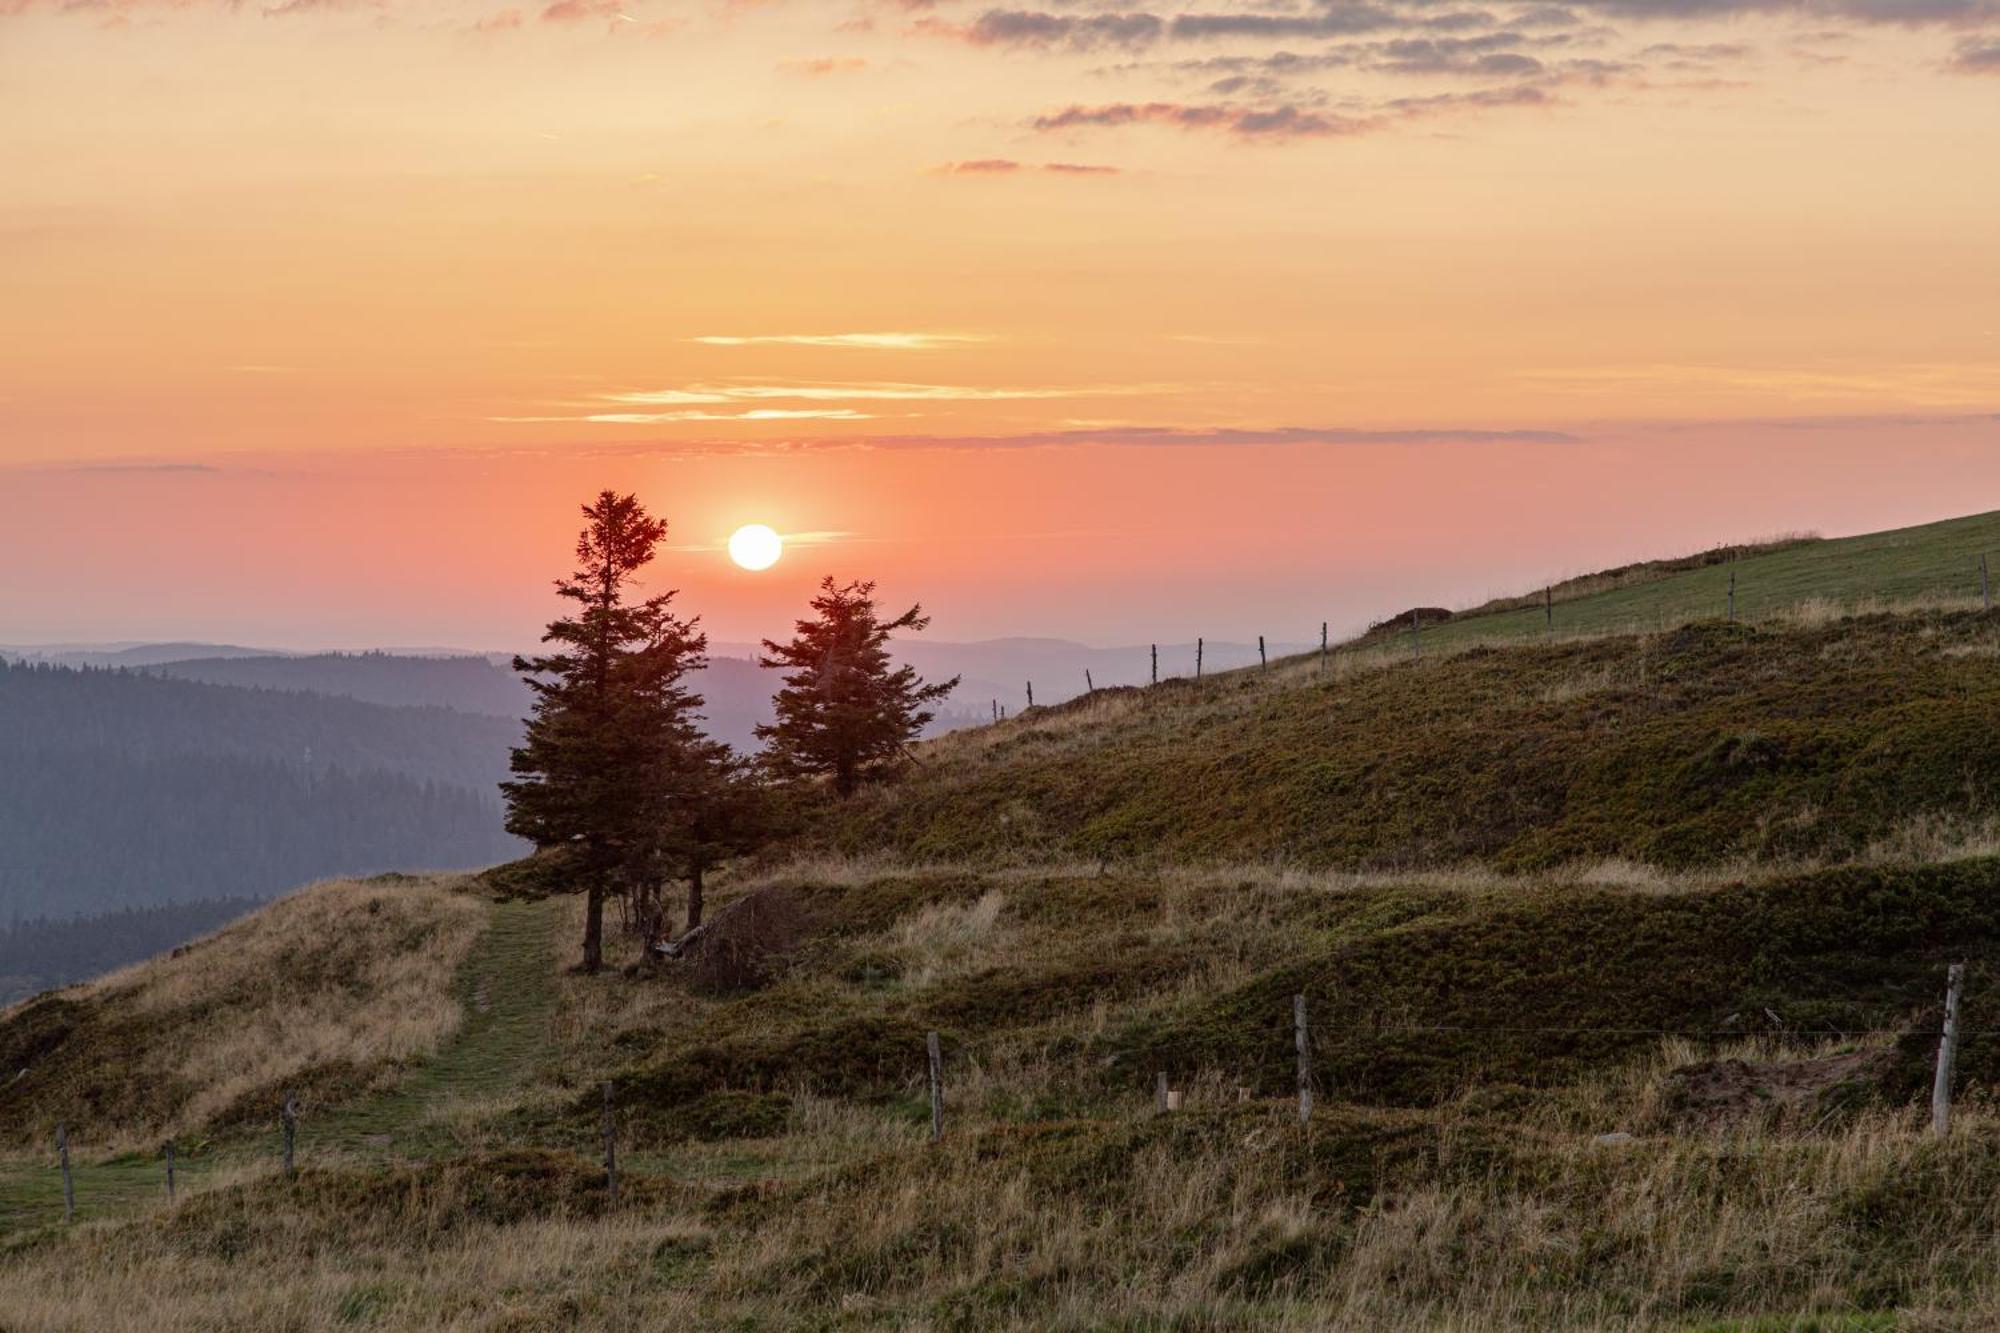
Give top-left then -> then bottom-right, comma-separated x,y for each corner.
0,876 -> 485,1153
22,535 -> 2000,1327
819,609 -> 2000,872
1407,507 -> 2000,651
8,853 -> 2000,1328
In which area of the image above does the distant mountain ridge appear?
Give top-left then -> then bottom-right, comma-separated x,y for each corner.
0,660 -> 524,923
1,637 -> 1253,738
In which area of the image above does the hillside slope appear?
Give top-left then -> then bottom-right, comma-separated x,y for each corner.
22,533 -> 2000,1326
1407,506 -> 2000,651
10,850 -> 2000,1327
821,609 -> 2000,871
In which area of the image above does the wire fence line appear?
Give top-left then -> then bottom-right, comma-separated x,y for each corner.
918,964 -> 1975,1145
36,965 -> 1974,1225
1000,551 -> 2000,715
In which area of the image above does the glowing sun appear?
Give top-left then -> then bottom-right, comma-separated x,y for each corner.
727,523 -> 783,571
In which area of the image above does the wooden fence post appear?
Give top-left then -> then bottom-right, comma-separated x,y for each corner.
1259,636 -> 1267,671
1151,644 -> 1158,685
1085,668 -> 1094,694
602,1080 -> 619,1200
991,699 -> 998,723
1933,962 -> 1966,1137
1025,681 -> 1034,709
1728,571 -> 1737,622
926,1031 -> 944,1143
281,1092 -> 298,1177
1294,994 -> 1312,1126
1320,622 -> 1328,674
1196,638 -> 1204,679
164,1140 -> 176,1205
1156,1070 -> 1170,1113
57,1122 -> 74,1223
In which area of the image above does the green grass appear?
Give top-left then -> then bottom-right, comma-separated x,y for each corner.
299,897 -> 563,1162
0,1152 -> 191,1233
0,896 -> 562,1237
1401,507 -> 2000,652
825,611 -> 2000,871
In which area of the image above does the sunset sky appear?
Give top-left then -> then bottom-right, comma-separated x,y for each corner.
3,0 -> 1998,649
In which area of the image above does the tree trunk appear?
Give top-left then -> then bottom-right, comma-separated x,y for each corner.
686,861 -> 706,932
582,879 -> 605,973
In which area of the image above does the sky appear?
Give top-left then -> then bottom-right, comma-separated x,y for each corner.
2,0 -> 1998,649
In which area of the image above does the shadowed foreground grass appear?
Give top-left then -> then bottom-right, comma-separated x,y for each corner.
12,853 -> 2000,1328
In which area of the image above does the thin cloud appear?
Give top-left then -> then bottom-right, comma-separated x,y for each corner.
665,527 -> 856,553
1032,100 -> 1372,141
600,381 -> 1174,403
491,408 -> 878,423
836,424 -> 1584,450
1950,35 -> 2000,70
565,423 -> 1584,453
936,157 -> 1026,174
931,158 -> 1123,175
1516,360 -> 2000,406
53,462 -> 225,474
690,332 -> 994,349
778,56 -> 869,75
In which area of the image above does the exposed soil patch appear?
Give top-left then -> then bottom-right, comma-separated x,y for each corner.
1662,1047 -> 1893,1130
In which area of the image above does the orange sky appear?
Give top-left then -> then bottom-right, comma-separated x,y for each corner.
2,1 -> 1998,646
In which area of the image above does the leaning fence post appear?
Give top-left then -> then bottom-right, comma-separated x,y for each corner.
600,1079 -> 619,1200
57,1122 -> 74,1223
1085,668 -> 1094,694
281,1091 -> 298,1177
164,1139 -> 176,1205
1933,962 -> 1966,1137
1258,635 -> 1267,671
926,1031 -> 944,1142
1295,994 -> 1313,1125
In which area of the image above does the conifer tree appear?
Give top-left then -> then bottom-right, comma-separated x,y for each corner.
757,577 -> 958,797
677,748 -> 773,931
502,491 -> 711,971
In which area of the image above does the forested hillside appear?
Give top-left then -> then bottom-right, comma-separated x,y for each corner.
143,650 -> 782,752
0,661 -> 517,790
0,663 -> 523,923
147,652 -> 533,718
0,898 -> 265,1007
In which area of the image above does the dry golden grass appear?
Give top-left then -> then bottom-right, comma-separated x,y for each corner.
48,875 -> 486,1150
10,853 -> 2000,1329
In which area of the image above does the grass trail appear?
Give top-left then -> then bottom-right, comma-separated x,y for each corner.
0,895 -> 564,1234
300,895 -> 562,1160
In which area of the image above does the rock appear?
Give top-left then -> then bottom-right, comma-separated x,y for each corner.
1594,1132 -> 1636,1146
